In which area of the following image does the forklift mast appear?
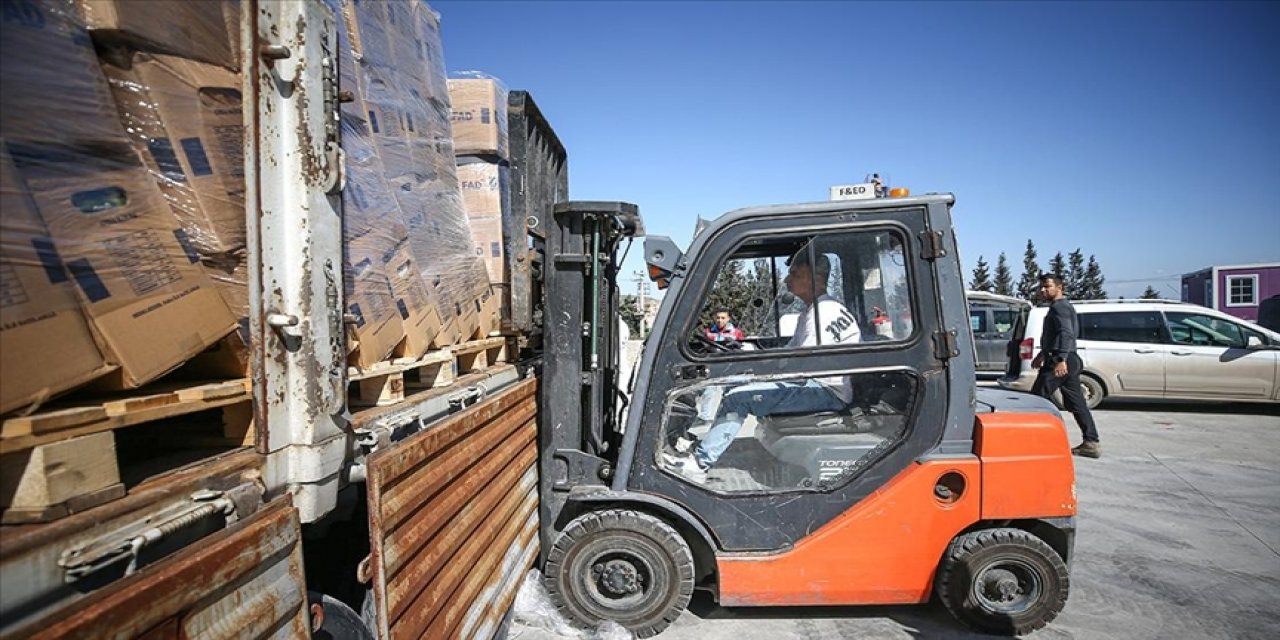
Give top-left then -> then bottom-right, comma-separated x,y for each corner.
538,201 -> 643,549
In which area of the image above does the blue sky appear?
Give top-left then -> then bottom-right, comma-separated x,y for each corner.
435,0 -> 1279,299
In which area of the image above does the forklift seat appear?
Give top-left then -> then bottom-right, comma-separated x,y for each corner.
763,407 -> 881,437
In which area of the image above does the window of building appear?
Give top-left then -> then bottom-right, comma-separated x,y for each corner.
1226,275 -> 1258,307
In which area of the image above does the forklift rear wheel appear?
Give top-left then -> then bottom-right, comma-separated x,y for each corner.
936,528 -> 1069,636
545,509 -> 695,638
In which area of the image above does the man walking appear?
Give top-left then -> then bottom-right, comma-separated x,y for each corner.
1032,273 -> 1101,458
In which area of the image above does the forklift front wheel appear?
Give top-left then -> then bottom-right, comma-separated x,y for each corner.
545,509 -> 695,638
936,528 -> 1069,636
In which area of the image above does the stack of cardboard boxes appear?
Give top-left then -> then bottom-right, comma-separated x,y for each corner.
0,0 -> 499,414
0,0 -> 237,412
341,0 -> 497,348
450,76 -> 511,333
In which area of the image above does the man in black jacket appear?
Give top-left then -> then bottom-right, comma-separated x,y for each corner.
1032,273 -> 1101,458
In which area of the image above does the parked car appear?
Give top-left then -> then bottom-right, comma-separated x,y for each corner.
999,299 -> 1280,408
966,291 -> 1031,374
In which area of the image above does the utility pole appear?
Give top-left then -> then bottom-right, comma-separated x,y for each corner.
631,271 -> 650,338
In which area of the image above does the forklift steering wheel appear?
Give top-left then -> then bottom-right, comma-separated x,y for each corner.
692,333 -> 736,353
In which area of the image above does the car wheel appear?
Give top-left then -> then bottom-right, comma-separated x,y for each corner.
1080,374 -> 1105,410
544,509 -> 695,638
936,528 -> 1069,636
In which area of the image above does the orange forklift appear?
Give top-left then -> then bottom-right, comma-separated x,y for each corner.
535,195 -> 1076,636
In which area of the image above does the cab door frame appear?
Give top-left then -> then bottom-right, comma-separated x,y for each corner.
613,196 -> 976,552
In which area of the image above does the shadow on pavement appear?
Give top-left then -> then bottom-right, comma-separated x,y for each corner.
1098,400 -> 1280,416
685,591 -> 1000,639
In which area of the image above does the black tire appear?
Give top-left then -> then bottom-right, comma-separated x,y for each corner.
1080,374 -> 1105,410
1051,374 -> 1105,411
936,528 -> 1069,636
544,509 -> 695,638
307,592 -> 375,640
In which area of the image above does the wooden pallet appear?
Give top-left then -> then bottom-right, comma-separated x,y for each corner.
451,337 -> 510,375
0,432 -> 125,525
347,337 -> 511,408
348,350 -> 455,408
0,379 -> 253,456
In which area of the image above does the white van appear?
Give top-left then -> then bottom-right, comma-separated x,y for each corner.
999,300 -> 1280,408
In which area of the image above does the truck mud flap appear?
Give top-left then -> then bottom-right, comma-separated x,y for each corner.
8,496 -> 310,639
366,377 -> 540,640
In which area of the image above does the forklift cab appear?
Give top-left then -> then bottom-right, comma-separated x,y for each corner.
539,196 -> 1075,638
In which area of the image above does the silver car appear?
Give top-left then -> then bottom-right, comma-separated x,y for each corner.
999,300 -> 1280,408
967,291 -> 1030,374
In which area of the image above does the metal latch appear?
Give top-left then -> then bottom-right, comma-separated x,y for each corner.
267,312 -> 302,339
448,385 -> 486,410
933,329 -> 961,360
674,365 -> 708,381
57,488 -> 256,583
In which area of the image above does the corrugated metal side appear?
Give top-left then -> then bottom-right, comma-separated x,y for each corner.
14,497 -> 309,639
367,377 -> 540,640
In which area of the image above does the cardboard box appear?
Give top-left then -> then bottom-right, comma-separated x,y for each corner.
101,52 -> 246,254
1,0 -> 123,146
8,140 -> 237,388
384,243 -> 446,354
448,78 -> 508,160
456,160 -> 508,285
347,236 -> 407,367
78,0 -> 240,70
1,151 -> 113,413
186,251 -> 250,378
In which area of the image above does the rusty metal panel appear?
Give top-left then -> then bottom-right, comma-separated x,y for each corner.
9,497 -> 310,640
0,450 -> 264,634
367,378 -> 540,640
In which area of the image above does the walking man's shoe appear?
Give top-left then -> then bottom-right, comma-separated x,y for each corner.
1072,441 -> 1102,458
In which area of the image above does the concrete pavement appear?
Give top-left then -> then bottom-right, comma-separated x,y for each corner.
512,400 -> 1280,639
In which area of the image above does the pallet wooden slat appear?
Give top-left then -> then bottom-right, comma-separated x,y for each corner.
1,406 -> 108,439
0,380 -> 253,455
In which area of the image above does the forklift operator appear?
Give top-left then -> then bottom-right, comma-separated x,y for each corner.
668,250 -> 862,482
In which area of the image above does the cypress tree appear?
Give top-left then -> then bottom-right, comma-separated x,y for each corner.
1083,255 -> 1108,299
1067,249 -> 1086,299
969,256 -> 993,292
1017,240 -> 1041,301
994,252 -> 1014,296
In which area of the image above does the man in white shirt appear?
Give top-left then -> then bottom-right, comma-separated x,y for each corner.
667,250 -> 861,482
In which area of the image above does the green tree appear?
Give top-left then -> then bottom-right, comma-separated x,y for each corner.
1066,249 -> 1087,299
969,255 -> 993,292
699,258 -> 766,334
1017,239 -> 1041,301
618,295 -> 644,337
1047,251 -> 1067,282
1082,255 -> 1107,300
993,252 -> 1014,296
1140,285 -> 1160,300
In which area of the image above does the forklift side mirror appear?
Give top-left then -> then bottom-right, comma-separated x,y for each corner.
644,236 -> 684,289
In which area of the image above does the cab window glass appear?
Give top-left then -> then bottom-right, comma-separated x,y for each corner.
689,229 -> 913,356
1165,312 -> 1246,347
1079,311 -> 1165,344
660,371 -> 918,492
